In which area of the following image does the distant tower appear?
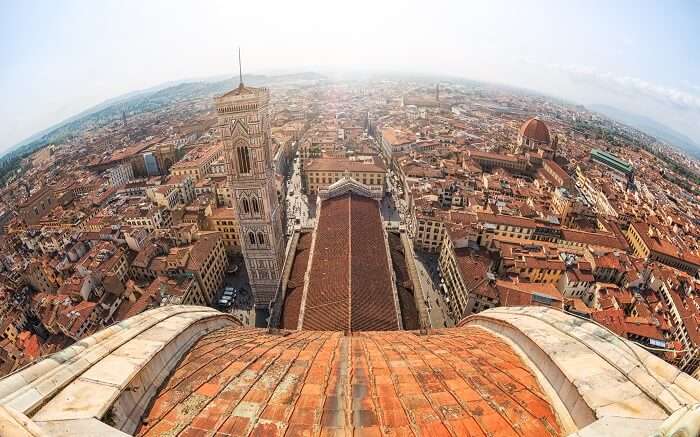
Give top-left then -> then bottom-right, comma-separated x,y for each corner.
122,111 -> 127,127
216,49 -> 286,307
436,83 -> 440,102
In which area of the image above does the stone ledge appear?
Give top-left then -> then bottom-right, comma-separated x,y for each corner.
0,306 -> 228,416
464,306 -> 700,435
29,311 -> 237,427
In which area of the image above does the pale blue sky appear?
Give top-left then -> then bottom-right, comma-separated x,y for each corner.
1,0 -> 699,152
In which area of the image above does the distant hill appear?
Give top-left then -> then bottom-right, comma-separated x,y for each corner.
588,104 -> 700,155
4,72 -> 326,158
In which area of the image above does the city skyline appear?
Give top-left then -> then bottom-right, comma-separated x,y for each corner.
3,8 -> 700,433
1,0 -> 699,153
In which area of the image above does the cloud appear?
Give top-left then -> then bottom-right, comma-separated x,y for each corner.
545,64 -> 700,112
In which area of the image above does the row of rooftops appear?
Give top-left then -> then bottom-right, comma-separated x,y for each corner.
0,77 -> 239,371
369,98 -> 700,372
2,77 -> 700,385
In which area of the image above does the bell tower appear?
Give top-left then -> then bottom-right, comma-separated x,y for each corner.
215,57 -> 285,307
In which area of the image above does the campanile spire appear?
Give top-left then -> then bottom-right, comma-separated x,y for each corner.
238,46 -> 243,88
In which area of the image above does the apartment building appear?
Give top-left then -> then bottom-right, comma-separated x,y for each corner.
169,143 -> 223,181
626,222 -> 700,275
303,157 -> 386,195
107,163 -> 134,187
208,207 -> 240,252
438,233 -> 496,320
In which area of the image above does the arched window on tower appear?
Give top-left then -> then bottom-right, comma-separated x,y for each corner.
237,145 -> 251,174
257,232 -> 265,246
248,231 -> 256,246
251,197 -> 259,214
241,197 -> 250,214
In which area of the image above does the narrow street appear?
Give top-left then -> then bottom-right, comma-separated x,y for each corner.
379,193 -> 400,225
285,156 -> 313,233
414,252 -> 455,328
212,253 -> 255,326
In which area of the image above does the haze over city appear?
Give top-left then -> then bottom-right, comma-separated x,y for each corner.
1,0 -> 699,153
4,3 -> 700,436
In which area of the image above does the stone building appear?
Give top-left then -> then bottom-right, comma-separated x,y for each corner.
303,156 -> 386,195
217,80 -> 286,307
106,163 -> 134,187
207,207 -> 240,253
17,187 -> 55,225
169,143 -> 223,182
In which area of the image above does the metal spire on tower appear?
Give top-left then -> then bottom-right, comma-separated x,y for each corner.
238,47 -> 243,88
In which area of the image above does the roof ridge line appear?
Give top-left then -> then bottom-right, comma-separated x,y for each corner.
347,192 -> 352,334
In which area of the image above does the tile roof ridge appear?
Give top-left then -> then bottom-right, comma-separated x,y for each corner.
347,192 -> 352,334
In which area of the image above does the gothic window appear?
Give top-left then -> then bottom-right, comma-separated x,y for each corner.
257,232 -> 265,245
241,197 -> 250,214
248,231 -> 256,246
237,145 -> 251,174
251,197 -> 260,214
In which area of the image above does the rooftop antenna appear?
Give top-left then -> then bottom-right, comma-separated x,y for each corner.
238,46 -> 243,88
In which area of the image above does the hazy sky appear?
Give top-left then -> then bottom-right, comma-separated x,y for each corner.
1,0 -> 699,152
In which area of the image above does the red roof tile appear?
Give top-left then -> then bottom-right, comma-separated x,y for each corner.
280,232 -> 314,330
136,326 -> 561,437
302,193 -> 398,331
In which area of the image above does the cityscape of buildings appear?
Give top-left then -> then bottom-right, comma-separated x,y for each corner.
2,67 -> 700,435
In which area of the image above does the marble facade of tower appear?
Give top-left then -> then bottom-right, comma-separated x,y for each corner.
216,82 -> 285,307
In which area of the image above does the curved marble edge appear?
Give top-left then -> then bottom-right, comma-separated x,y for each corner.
30,311 -> 238,432
0,306 -> 232,416
462,306 -> 700,435
0,405 -> 45,437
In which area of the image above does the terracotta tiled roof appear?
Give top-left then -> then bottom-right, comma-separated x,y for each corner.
186,232 -> 222,271
388,232 -> 419,330
477,212 -> 538,229
469,150 -> 522,163
454,249 -> 497,299
19,331 -> 41,360
632,222 -> 700,267
560,228 -> 629,251
136,326 -> 561,437
542,160 -> 571,182
302,193 -> 398,331
497,280 -> 563,308
280,232 -> 314,330
350,194 -> 398,331
591,308 -> 627,337
302,196 -> 351,331
381,127 -> 416,146
520,118 -> 551,144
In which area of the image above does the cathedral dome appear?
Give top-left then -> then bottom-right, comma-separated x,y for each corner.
2,305 -> 700,437
519,118 -> 551,145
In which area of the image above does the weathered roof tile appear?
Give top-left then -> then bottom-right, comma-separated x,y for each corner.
137,327 -> 561,437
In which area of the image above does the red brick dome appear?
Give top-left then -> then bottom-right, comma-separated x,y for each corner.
520,117 -> 551,144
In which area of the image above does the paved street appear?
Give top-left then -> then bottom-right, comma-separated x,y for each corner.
285,157 -> 313,234
414,252 -> 455,328
212,253 -> 255,326
385,168 -> 412,234
380,194 -> 400,225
